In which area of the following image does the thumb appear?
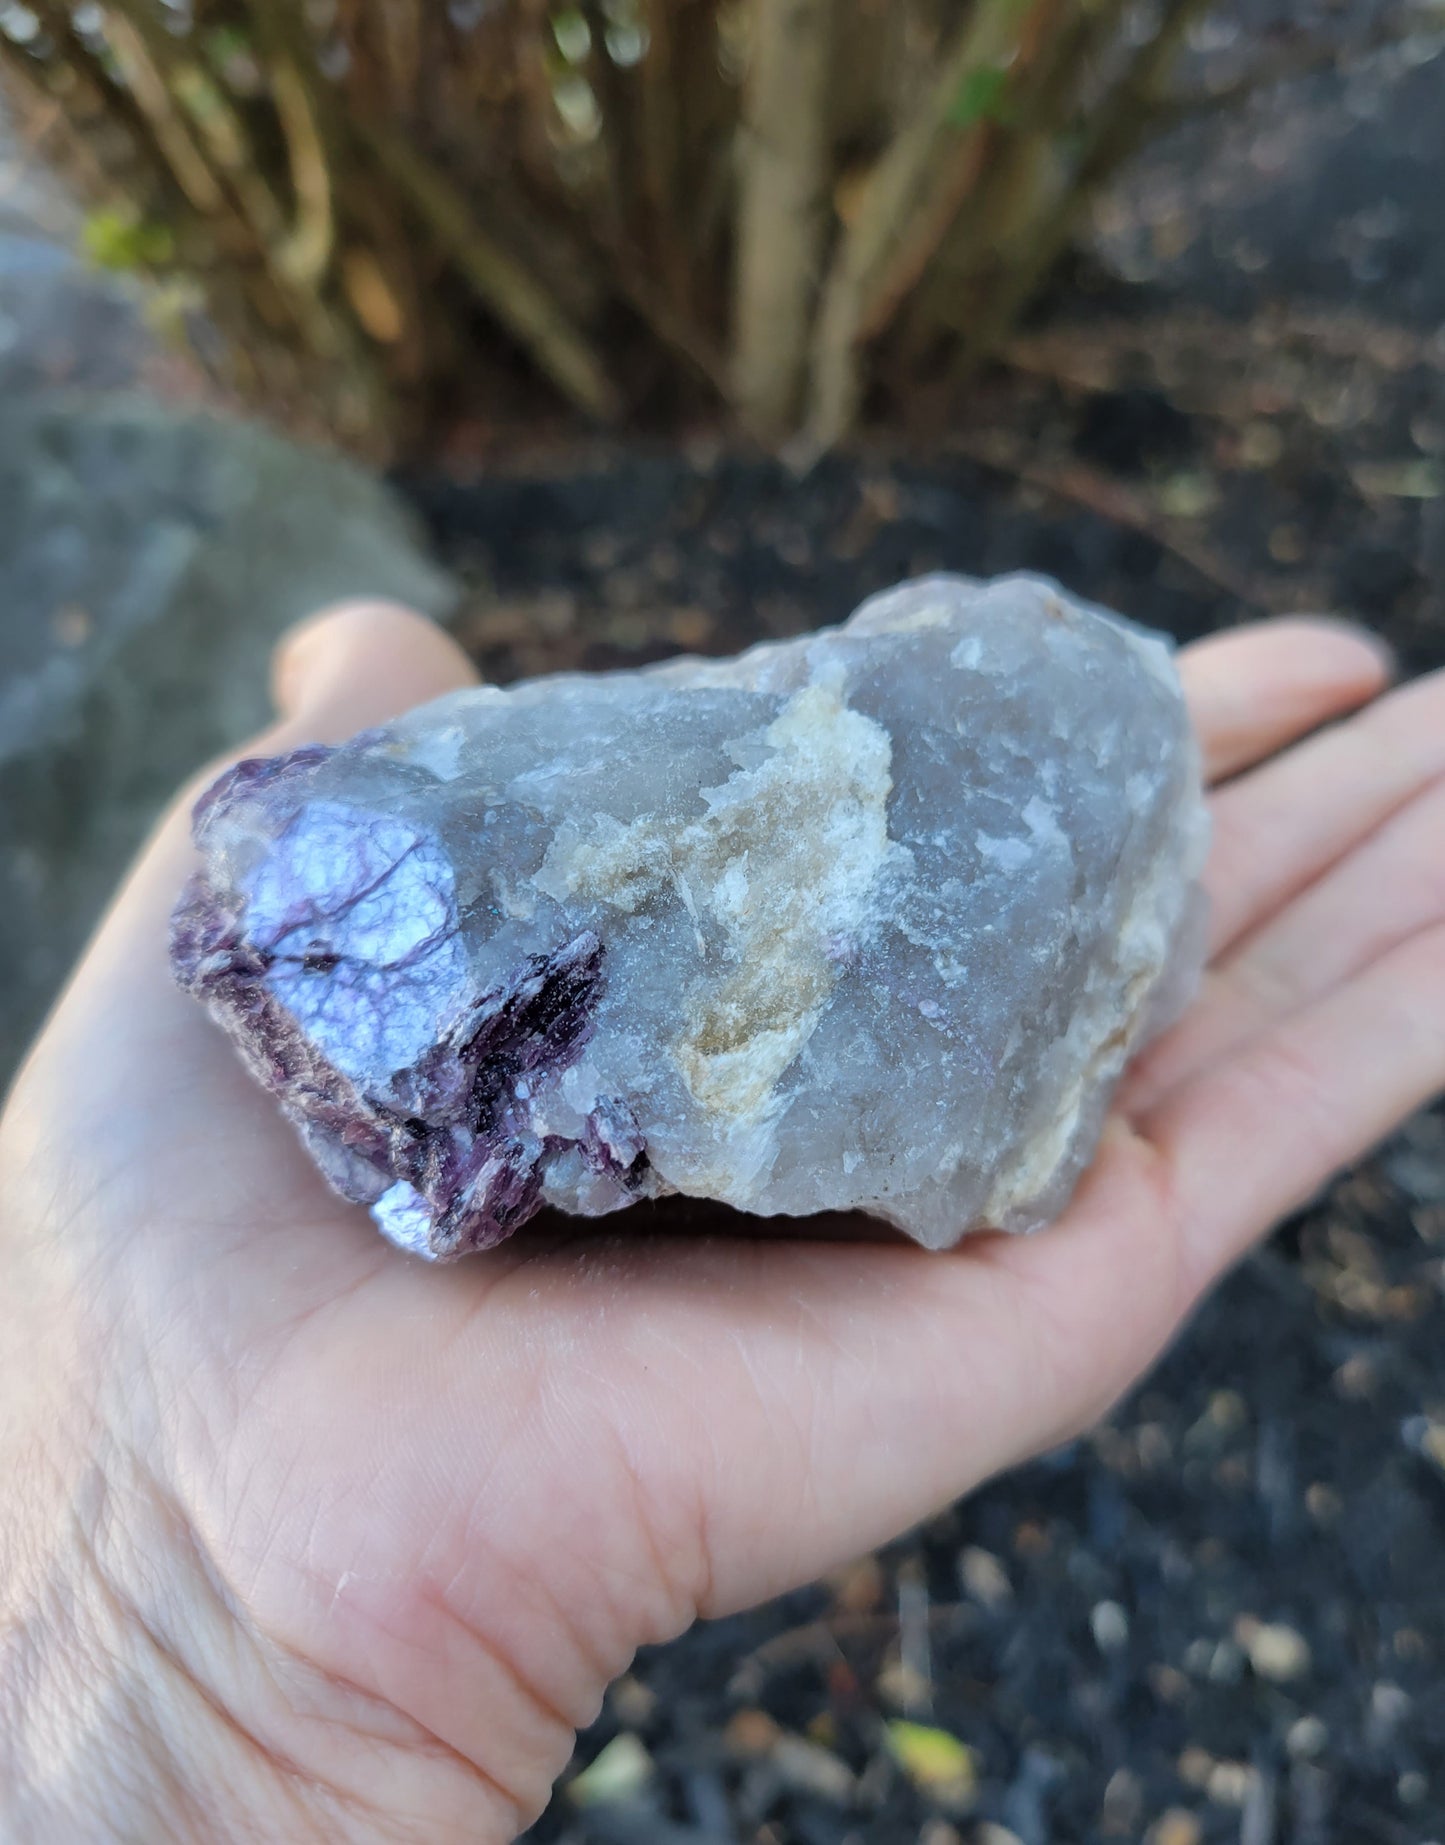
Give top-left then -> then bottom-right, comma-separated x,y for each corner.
269,599 -> 479,736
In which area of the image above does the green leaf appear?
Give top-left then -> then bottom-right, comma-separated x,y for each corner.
567,1734 -> 653,1807
81,209 -> 174,273
885,1719 -> 980,1808
948,66 -> 1011,129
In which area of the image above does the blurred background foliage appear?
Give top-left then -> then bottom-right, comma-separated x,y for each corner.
0,0 -> 1433,459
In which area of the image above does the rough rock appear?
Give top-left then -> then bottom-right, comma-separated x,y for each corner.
173,573 -> 1209,1257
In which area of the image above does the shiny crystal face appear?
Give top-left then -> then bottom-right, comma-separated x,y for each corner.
172,573 -> 1209,1259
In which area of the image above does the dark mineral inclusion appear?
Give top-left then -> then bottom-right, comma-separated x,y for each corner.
172,574 -> 1209,1260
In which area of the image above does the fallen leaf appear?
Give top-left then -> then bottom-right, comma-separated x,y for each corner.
884,1719 -> 979,1811
566,1733 -> 652,1807
772,1734 -> 857,1803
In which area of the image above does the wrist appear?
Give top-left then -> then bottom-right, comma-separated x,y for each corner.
2,1428 -> 299,1843
1,1413 -> 526,1845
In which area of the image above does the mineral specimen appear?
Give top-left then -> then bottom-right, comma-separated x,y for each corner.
172,573 -> 1209,1259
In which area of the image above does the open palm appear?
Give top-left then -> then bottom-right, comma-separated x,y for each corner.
4,602 -> 1443,1843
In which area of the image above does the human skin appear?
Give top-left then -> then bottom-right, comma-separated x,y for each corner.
2,601 -> 1443,1842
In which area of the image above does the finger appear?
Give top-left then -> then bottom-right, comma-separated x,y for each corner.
1143,921 -> 1445,1295
271,598 -> 478,730
1127,770 -> 1445,1110
1179,618 -> 1393,784
1201,665 -> 1445,958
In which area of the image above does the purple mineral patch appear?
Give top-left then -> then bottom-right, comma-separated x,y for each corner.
171,748 -> 636,1258
191,745 -> 337,839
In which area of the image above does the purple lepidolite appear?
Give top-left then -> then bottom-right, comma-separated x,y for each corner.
172,573 -> 1209,1258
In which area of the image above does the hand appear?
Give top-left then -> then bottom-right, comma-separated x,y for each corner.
3,603 -> 1441,1843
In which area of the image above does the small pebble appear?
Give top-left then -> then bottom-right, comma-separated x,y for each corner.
1147,1812 -> 1203,1845
1393,1626 -> 1428,1663
1286,1715 -> 1329,1759
1101,1766 -> 1144,1834
1012,1519 -> 1049,1557
771,1734 -> 857,1804
1206,1761 -> 1256,1807
959,1546 -> 1013,1609
1239,420 -> 1285,468
918,1824 -> 963,1845
1148,1663 -> 1189,1705
724,1708 -> 782,1757
1158,471 -> 1219,519
1370,1679 -> 1412,1740
1333,1353 -> 1377,1399
1237,1617 -> 1312,1682
973,1827 -> 1025,1845
1418,1420 -> 1445,1472
1178,1747 -> 1214,1789
1091,1600 -> 1130,1652
1400,1770 -> 1429,1806
1208,1388 -> 1249,1431
877,1656 -> 933,1711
